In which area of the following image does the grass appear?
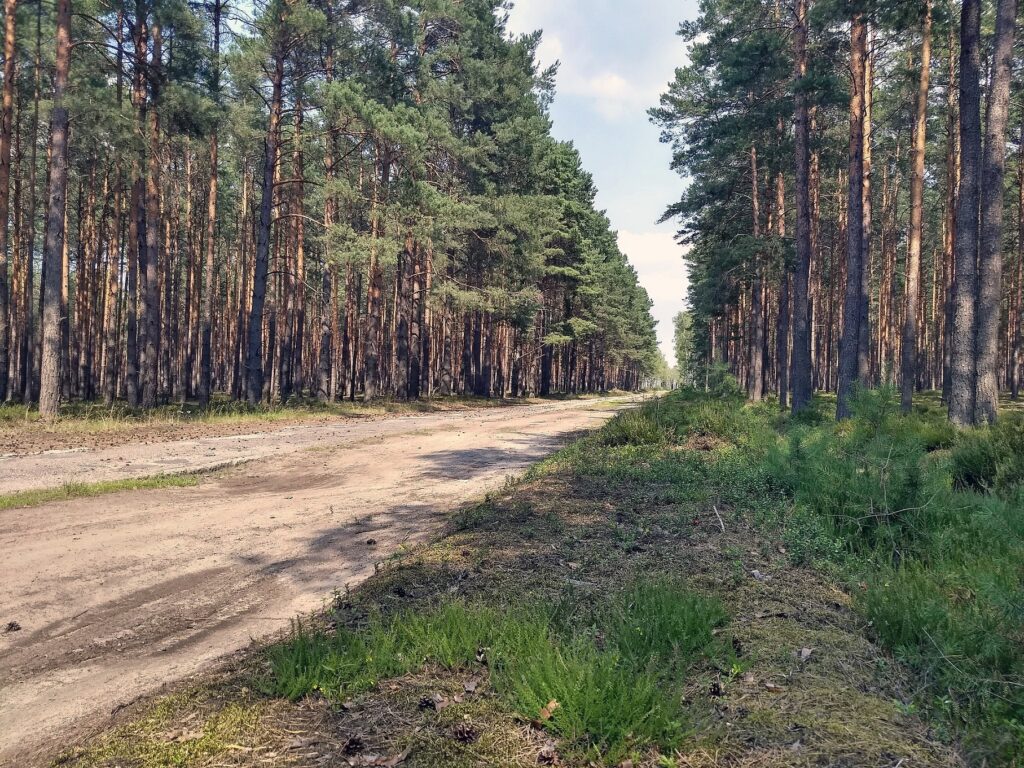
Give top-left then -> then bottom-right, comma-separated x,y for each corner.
263,582 -> 728,761
0,473 -> 199,511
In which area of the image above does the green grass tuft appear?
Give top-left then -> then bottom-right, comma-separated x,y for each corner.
0,474 -> 199,511
262,579 -> 728,760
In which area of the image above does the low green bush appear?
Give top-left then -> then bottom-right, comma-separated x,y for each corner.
951,414 -> 1024,498
599,409 -> 673,446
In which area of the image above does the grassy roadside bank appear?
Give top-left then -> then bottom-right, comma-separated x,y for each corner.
55,386 -> 1020,767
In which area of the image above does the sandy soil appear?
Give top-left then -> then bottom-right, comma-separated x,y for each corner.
0,397 -> 633,766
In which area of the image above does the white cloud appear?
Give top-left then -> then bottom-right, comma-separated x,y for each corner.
535,33 -> 564,65
506,3 -> 673,123
617,230 -> 690,362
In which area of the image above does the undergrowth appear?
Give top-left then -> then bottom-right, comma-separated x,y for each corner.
588,385 -> 1024,764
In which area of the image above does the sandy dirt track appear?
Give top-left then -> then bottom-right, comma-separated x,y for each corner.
0,397 -> 634,766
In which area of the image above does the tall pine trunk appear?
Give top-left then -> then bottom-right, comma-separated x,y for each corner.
748,146 -> 764,400
837,12 -> 867,420
974,0 -> 1017,423
246,46 -> 284,405
199,0 -> 221,407
1013,139 -> 1024,401
38,0 -> 71,417
949,0 -> 982,426
901,1 -> 931,412
790,0 -> 813,413
142,23 -> 162,408
0,0 -> 15,402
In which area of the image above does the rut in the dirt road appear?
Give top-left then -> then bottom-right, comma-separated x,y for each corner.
0,398 -> 633,767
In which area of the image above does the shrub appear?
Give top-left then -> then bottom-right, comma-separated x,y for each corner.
951,430 -> 1001,492
951,414 -> 1024,497
599,409 -> 672,446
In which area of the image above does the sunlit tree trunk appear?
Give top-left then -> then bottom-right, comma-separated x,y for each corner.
38,0 -> 72,417
0,0 -> 16,402
901,1 -> 931,412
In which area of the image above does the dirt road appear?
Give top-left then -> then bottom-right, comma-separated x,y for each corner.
0,397 -> 633,766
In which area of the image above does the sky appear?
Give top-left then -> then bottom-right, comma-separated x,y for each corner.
505,0 -> 700,364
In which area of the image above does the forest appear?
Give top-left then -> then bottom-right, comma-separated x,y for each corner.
0,0 -> 662,418
658,0 -> 1022,426
6,0 -> 1024,766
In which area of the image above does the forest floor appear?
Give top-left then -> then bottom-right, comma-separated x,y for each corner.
0,395 -> 637,766
31,390 -> 984,768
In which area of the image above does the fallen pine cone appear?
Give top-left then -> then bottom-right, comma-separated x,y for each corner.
538,742 -> 560,765
451,722 -> 478,744
342,735 -> 365,755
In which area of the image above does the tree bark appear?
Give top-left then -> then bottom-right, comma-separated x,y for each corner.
141,22 -> 162,408
858,31 -> 873,386
0,0 -> 16,402
38,0 -> 72,418
941,24 -> 959,405
775,170 -> 790,408
949,0 -> 982,426
1014,138 -> 1024,401
901,1 -> 931,413
246,45 -> 285,405
790,0 -> 813,413
974,0 -> 1017,423
199,0 -> 222,407
748,146 -> 764,400
837,12 -> 867,420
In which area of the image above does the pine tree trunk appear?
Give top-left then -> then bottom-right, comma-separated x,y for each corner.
901,1 -> 931,412
199,0 -> 221,407
246,47 -> 284,405
0,0 -> 16,402
775,167 -> 790,408
837,12 -> 867,420
291,105 -> 305,398
1013,140 -> 1024,401
790,0 -> 813,413
38,0 -> 71,417
949,0 -> 982,426
857,34 -> 873,386
103,180 -> 122,405
974,0 -> 1017,423
141,23 -> 162,408
395,236 -> 412,399
748,146 -> 764,400
362,156 -> 385,402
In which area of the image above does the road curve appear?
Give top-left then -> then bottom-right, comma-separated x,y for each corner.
0,397 -> 633,766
